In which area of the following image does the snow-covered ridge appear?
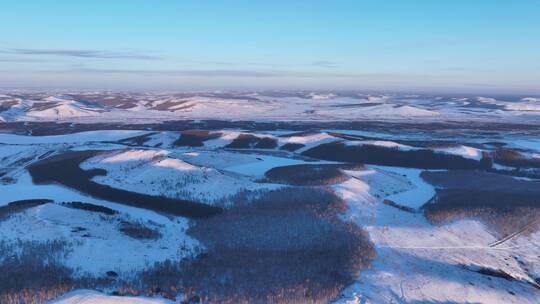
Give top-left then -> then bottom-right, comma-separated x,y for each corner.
27,100 -> 103,118
434,145 -> 483,160
345,139 -> 414,150
343,139 -> 484,160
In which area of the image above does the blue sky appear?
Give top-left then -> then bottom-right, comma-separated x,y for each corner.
0,0 -> 539,93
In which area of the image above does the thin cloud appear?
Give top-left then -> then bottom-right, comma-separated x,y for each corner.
39,67 -> 408,79
51,67 -> 280,78
311,61 -> 339,68
175,60 -> 339,68
0,57 -> 45,63
3,48 -> 160,60
4,49 -> 337,68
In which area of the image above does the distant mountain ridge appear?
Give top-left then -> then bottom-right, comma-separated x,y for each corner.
0,91 -> 539,123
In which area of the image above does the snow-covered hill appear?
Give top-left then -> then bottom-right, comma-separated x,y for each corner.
1,119 -> 540,302
333,165 -> 540,304
81,149 -> 277,204
0,95 -> 105,121
1,90 -> 539,123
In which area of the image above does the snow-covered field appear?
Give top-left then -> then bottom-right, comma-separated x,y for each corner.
1,110 -> 540,303
332,166 -> 540,303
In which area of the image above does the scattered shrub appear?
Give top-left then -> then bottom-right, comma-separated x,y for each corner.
466,266 -> 515,281
280,143 -> 305,152
28,150 -> 223,218
303,142 -> 490,170
254,137 -> 278,149
226,134 -> 277,149
61,202 -> 118,215
492,148 -> 540,168
424,191 -> 540,238
421,170 -> 540,237
173,130 -> 222,147
225,134 -> 260,148
490,167 -> 540,179
119,132 -> 157,146
0,240 -> 111,304
129,187 -> 375,303
264,163 -> 363,186
0,199 -> 52,221
119,221 -> 162,240
383,199 -> 417,213
421,170 -> 540,193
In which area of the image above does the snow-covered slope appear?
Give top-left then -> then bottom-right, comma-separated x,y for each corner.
278,132 -> 340,152
81,149 -> 275,204
25,97 -> 104,119
0,95 -> 108,121
434,144 -> 484,160
0,202 -> 197,276
332,166 -> 540,304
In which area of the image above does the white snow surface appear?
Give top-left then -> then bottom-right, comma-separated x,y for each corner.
51,289 -> 173,304
434,145 -> 484,160
332,166 -> 540,304
0,126 -> 539,303
0,202 -> 197,276
370,165 -> 436,209
224,154 -> 333,176
281,132 -> 335,145
3,91 -> 539,123
505,103 -> 540,112
81,149 -> 275,204
0,130 -> 149,145
345,139 -> 414,151
26,100 -> 102,119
